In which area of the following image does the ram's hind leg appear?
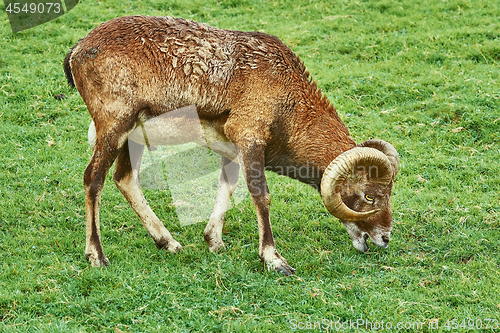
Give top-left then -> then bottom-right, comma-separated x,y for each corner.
113,140 -> 182,253
84,124 -> 130,267
204,157 -> 240,252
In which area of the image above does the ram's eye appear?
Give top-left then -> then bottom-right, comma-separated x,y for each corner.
365,195 -> 375,202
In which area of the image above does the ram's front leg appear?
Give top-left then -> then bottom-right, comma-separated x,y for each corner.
239,143 -> 296,276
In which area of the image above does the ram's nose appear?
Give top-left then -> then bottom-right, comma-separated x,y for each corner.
372,233 -> 390,249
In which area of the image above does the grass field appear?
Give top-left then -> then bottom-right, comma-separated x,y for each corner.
1,0 -> 499,331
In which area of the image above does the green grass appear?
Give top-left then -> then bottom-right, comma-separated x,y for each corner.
1,0 -> 500,331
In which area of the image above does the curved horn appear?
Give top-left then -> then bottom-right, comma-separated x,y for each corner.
320,147 -> 393,222
358,139 -> 399,176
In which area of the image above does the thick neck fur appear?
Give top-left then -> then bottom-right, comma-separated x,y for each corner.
266,74 -> 357,191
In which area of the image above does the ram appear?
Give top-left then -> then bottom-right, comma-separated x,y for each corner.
64,16 -> 399,275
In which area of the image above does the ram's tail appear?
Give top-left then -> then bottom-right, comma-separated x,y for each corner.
63,45 -> 76,88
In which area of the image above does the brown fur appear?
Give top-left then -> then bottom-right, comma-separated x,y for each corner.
64,15 -> 388,275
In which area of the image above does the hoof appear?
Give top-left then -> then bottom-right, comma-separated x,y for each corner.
155,237 -> 182,253
204,226 -> 226,253
86,253 -> 110,267
265,258 -> 296,276
207,240 -> 226,253
276,263 -> 296,276
164,240 -> 183,253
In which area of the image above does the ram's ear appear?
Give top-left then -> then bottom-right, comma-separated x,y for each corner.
358,139 -> 399,177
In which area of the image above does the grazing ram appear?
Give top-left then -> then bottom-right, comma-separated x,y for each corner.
64,16 -> 399,275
